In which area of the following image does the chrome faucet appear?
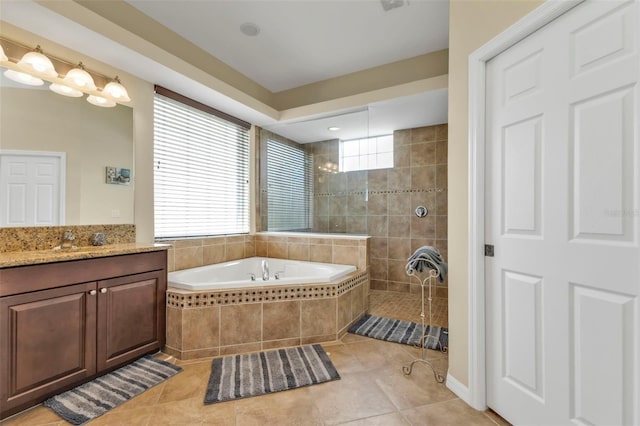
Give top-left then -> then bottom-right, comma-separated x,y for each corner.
261,259 -> 269,281
61,230 -> 76,249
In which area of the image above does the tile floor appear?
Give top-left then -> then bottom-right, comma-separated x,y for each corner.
1,291 -> 507,426
369,290 -> 448,327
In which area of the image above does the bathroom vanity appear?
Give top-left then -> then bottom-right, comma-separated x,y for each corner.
0,246 -> 168,419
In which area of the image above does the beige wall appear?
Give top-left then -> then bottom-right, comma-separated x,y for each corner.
447,0 -> 543,387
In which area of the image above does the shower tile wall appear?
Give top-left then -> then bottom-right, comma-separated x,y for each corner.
308,123 -> 448,295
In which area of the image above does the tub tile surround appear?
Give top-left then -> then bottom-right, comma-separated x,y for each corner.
0,224 -> 136,253
306,123 -> 448,295
163,233 -> 370,273
164,271 -> 369,359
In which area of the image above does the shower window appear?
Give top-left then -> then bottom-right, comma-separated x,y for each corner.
339,134 -> 393,172
266,138 -> 313,231
153,86 -> 250,238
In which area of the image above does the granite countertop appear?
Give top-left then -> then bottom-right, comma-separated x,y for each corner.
0,243 -> 171,268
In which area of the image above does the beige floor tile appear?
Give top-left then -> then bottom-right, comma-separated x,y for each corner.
401,399 -> 497,426
3,291 -> 462,426
374,366 -> 457,410
197,400 -> 236,425
235,387 -> 323,425
145,397 -> 211,425
369,290 -> 448,327
156,360 -> 212,404
340,333 -> 370,344
309,371 -> 397,425
87,406 -> 153,425
0,405 -> 63,426
346,339 -> 415,371
337,412 -> 410,425
484,409 -> 512,426
322,344 -> 368,375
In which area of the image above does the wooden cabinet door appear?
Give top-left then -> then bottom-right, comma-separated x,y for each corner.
96,270 -> 166,371
0,282 -> 97,416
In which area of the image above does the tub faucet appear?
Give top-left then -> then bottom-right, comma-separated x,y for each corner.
261,259 -> 269,281
60,230 -> 76,249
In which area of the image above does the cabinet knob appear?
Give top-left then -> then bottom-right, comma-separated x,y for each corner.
100,288 -> 108,294
89,290 -> 97,296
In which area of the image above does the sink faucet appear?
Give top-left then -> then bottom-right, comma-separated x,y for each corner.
261,259 -> 269,281
61,230 -> 76,249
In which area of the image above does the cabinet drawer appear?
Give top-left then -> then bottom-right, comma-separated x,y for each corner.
0,251 -> 167,297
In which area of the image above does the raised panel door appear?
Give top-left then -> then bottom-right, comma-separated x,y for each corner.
0,282 -> 96,417
97,270 -> 166,371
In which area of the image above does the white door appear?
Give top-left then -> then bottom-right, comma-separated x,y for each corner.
0,151 -> 65,227
485,1 -> 639,425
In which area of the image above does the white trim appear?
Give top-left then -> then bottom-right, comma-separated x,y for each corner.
446,373 -> 472,406
0,149 -> 66,226
466,0 -> 583,411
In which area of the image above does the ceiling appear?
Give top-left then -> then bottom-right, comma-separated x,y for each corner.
0,0 -> 450,144
126,0 -> 449,93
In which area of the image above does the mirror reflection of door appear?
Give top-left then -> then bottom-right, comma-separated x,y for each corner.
0,150 -> 65,227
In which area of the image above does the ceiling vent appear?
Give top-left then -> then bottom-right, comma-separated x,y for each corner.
380,0 -> 405,11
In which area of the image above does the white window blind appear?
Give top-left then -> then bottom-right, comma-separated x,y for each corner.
339,134 -> 393,172
154,89 -> 250,238
266,138 -> 313,231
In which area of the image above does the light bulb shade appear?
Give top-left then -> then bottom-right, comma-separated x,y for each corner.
17,51 -> 57,78
50,83 -> 83,98
87,95 -> 116,108
0,45 -> 7,62
63,67 -> 96,91
4,69 -> 44,86
102,80 -> 131,102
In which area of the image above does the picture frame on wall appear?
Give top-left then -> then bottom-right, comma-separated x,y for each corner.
106,166 -> 131,185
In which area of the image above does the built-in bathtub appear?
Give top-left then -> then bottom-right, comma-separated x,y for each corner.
168,257 -> 357,290
164,257 -> 369,360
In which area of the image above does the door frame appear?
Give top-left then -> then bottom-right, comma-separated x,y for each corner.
463,0 -> 583,410
0,149 -> 66,226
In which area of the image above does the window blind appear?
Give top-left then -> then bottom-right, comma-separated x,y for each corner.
266,138 -> 313,231
154,92 -> 250,238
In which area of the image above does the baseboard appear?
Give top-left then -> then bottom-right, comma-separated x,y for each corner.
446,373 -> 473,406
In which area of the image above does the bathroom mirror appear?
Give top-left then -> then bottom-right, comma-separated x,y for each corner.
0,77 -> 134,227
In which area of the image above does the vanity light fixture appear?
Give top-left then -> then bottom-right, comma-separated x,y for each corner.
87,94 -> 116,108
0,38 -> 132,107
3,69 -> 44,86
49,82 -> 83,97
63,62 -> 97,91
17,46 -> 58,78
102,76 -> 130,102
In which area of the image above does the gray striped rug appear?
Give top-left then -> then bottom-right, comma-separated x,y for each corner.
43,355 -> 182,425
204,344 -> 340,404
348,314 -> 448,350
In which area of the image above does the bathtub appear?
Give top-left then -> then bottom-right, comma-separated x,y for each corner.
168,257 -> 357,290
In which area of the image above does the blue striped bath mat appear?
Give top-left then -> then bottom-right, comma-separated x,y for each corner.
348,314 -> 448,350
43,355 -> 182,425
204,344 -> 340,404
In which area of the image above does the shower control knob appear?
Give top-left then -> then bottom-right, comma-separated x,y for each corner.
415,206 -> 428,217
100,288 -> 108,294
